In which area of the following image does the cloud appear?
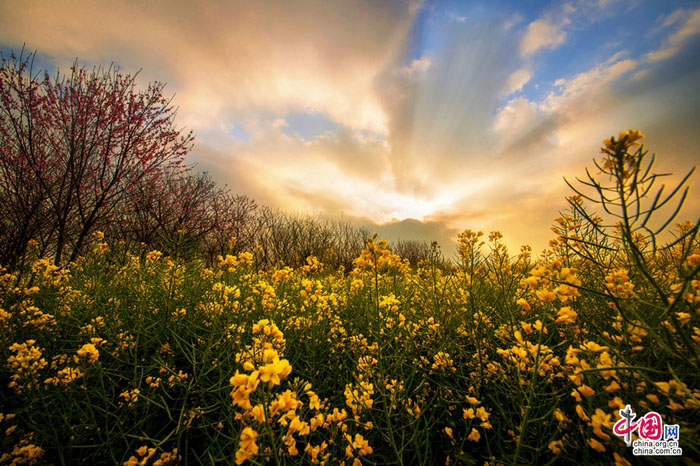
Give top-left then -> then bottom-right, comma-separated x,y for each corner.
372,14 -> 529,197
0,0 -> 420,137
660,7 -> 690,29
485,5 -> 700,250
494,97 -> 539,135
542,57 -> 638,114
646,6 -> 700,63
191,120 -> 400,222
516,0 -> 624,59
398,56 -> 432,77
502,68 -> 533,96
520,18 -> 568,57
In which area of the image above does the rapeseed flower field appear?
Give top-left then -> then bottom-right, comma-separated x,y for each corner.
0,132 -> 698,464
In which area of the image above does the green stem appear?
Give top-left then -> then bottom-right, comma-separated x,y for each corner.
512,309 -> 547,466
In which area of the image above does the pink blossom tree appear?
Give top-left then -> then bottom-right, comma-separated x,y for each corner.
0,50 -> 194,266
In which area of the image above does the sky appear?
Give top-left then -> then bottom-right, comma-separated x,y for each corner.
2,0 -> 700,256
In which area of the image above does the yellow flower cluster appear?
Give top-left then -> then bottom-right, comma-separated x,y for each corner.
0,437 -> 45,465
225,318 -> 362,464
555,306 -> 577,325
431,351 -> 456,372
19,304 -> 55,331
230,320 -> 305,463
145,250 -> 162,262
604,269 -> 635,298
344,432 -> 373,460
7,340 -> 47,392
344,378 -> 374,419
524,264 -> 581,304
600,129 -> 646,180
218,251 -> 255,272
119,389 -> 140,407
252,280 -> 276,311
462,395 -> 492,430
303,255 -> 321,273
457,229 -> 484,263
123,446 -> 179,466
602,129 -> 645,154
31,258 -> 66,285
44,366 -> 84,386
496,332 -> 560,377
235,427 -> 258,464
75,343 -> 100,363
353,237 -> 402,271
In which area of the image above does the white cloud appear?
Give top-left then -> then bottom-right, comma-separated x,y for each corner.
494,97 -> 539,135
646,6 -> 700,63
542,57 -> 638,113
502,68 -> 533,96
520,18 -> 568,57
399,56 -> 432,77
661,8 -> 689,28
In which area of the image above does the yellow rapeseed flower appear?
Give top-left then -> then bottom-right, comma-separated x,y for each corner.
145,250 -> 162,261
548,440 -> 563,454
259,358 -> 292,388
76,343 -> 99,363
235,427 -> 259,465
516,298 -> 531,311
555,307 -> 577,325
588,438 -> 606,453
576,404 -> 590,421
536,289 -> 557,302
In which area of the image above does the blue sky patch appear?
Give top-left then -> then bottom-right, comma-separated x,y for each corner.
283,111 -> 339,141
227,124 -> 250,143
